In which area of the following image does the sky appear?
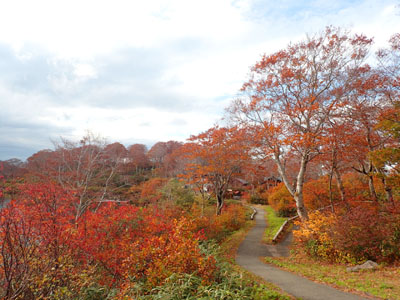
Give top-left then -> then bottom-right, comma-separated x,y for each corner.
0,0 -> 399,160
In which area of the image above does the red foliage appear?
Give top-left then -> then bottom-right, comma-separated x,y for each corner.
0,162 -> 3,199
148,141 -> 183,176
332,204 -> 400,263
295,202 -> 400,263
127,143 -> 150,170
303,176 -> 333,210
0,182 -> 77,298
0,181 -> 248,298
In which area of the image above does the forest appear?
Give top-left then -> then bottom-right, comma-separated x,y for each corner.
0,27 -> 399,299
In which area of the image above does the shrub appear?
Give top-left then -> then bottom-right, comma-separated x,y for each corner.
191,203 -> 247,242
119,242 -> 290,300
293,210 -> 340,261
294,203 -> 400,263
332,205 -> 400,263
217,203 -> 246,232
268,183 -> 296,217
139,177 -> 168,204
250,192 -> 268,204
0,183 -> 253,299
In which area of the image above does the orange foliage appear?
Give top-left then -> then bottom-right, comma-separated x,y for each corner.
121,217 -> 216,289
181,126 -> 250,215
190,203 -> 247,241
294,211 -> 340,261
341,172 -> 371,202
303,177 -> 331,210
140,177 -> 168,203
267,183 -> 296,217
232,26 -> 373,220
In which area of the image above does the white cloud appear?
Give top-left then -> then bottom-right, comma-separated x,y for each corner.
42,106 -> 220,143
73,63 -> 97,80
0,0 -> 399,159
0,0 -> 251,58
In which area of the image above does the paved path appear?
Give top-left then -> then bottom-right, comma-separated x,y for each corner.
236,206 -> 369,300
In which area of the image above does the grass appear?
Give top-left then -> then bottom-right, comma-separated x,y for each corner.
263,205 -> 287,243
264,254 -> 400,299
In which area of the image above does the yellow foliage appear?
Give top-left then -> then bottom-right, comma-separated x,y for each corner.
268,183 -> 296,216
294,211 -> 343,262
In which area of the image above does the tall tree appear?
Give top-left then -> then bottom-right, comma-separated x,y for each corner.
369,33 -> 400,200
148,141 -> 182,176
27,132 -> 123,221
54,132 -> 125,220
181,126 -> 249,215
318,119 -> 354,208
128,143 -> 150,172
229,27 -> 372,220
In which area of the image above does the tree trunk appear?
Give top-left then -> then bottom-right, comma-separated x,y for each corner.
216,192 -> 223,215
328,169 -> 335,214
381,176 -> 394,204
293,191 -> 308,221
332,167 -> 351,211
368,175 -> 378,202
294,156 -> 309,221
333,168 -> 346,203
275,153 -> 309,221
201,194 -> 205,217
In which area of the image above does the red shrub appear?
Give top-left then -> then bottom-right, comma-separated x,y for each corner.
295,202 -> 400,263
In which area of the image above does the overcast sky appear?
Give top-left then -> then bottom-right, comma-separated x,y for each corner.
0,0 -> 399,160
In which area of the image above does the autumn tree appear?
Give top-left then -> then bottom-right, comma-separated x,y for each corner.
0,159 -> 25,179
104,142 -> 128,160
148,141 -> 182,176
26,132 -> 124,221
181,126 -> 249,215
178,142 -> 211,215
127,143 -> 150,172
26,149 -> 56,177
316,69 -> 385,208
147,142 -> 167,166
54,132 -> 129,220
240,159 -> 277,200
317,119 -> 354,209
229,27 -> 372,220
369,33 -> 400,199
346,89 -> 388,202
0,163 -> 4,206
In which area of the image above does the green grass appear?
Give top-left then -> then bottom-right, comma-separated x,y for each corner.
265,256 -> 400,299
263,206 -> 287,243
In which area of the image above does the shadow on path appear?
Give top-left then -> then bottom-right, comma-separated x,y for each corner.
236,206 -> 369,300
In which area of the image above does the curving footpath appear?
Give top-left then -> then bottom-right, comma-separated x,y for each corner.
236,206 -> 369,300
